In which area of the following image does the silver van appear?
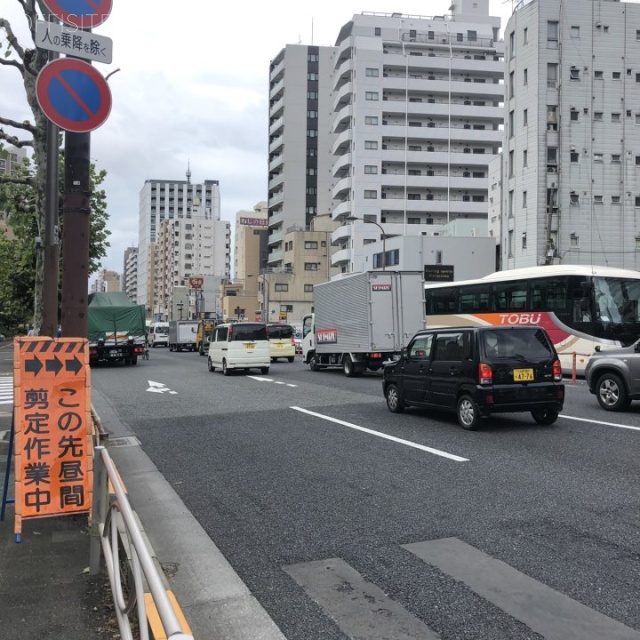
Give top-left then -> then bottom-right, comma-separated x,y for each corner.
207,323 -> 270,375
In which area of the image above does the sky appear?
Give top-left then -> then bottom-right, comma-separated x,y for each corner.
0,0 -> 514,280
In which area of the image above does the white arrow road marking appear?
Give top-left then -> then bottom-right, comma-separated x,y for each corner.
247,376 -> 297,387
291,406 -> 469,462
146,380 -> 178,394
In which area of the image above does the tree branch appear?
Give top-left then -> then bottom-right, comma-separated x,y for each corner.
0,57 -> 25,73
0,129 -> 33,148
0,116 -> 38,136
0,18 -> 26,62
0,175 -> 34,186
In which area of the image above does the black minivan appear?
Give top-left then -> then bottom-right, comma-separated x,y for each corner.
382,326 -> 564,429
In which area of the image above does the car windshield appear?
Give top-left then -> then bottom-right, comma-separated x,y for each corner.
483,329 -> 553,360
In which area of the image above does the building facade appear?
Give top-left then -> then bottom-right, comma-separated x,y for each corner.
122,246 -> 138,302
136,174 -> 225,315
91,269 -> 121,293
329,4 -> 504,272
502,0 -> 640,270
267,44 -> 336,269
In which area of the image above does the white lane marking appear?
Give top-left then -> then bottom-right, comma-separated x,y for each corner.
247,375 -> 297,387
146,380 -> 178,394
561,414 -> 640,432
0,377 -> 13,405
291,406 -> 469,462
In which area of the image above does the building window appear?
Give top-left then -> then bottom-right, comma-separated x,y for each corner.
508,230 -> 514,257
570,193 -> 579,205
307,167 -> 316,175
304,241 -> 318,249
307,91 -> 318,99
523,27 -> 528,44
509,71 -> 514,97
306,187 -> 317,195
375,27 -> 381,36
595,70 -> 603,80
594,153 -> 603,162
364,165 -> 378,174
307,110 -> 318,118
612,113 -> 621,123
523,68 -> 528,85
636,196 -> 640,207
365,68 -> 379,77
522,190 -> 527,208
594,195 -> 603,204
523,108 -> 528,126
612,154 -> 621,163
570,152 -> 579,162
570,234 -> 580,248
307,129 -> 317,137
509,110 -> 514,136
364,190 -> 377,199
508,190 -> 514,217
547,63 -> 558,88
613,71 -> 621,80
308,72 -> 318,81
365,91 -> 379,101
364,140 -> 378,149
522,150 -> 527,167
547,21 -> 559,49
509,150 -> 514,177
570,67 -> 580,81
509,31 -> 515,58
612,196 -> 621,204
365,116 -> 379,125
522,232 -> 527,249
304,284 -> 313,293
304,263 -> 319,271
275,283 -> 289,292
594,112 -> 603,121
570,110 -> 578,121
570,26 -> 580,38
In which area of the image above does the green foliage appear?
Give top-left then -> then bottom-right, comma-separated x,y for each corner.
0,152 -> 111,332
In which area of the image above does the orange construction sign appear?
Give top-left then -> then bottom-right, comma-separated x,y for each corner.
13,337 -> 93,535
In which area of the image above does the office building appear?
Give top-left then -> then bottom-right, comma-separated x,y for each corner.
502,0 -> 640,270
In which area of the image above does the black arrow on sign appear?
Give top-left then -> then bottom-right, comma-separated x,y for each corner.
46,356 -> 63,375
25,357 -> 43,376
65,356 -> 83,375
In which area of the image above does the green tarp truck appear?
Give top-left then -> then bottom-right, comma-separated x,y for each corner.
87,292 -> 146,366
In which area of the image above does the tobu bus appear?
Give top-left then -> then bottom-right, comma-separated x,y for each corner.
424,265 -> 640,374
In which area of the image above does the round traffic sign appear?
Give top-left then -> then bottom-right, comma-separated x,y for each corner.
36,58 -> 111,133
41,0 -> 113,28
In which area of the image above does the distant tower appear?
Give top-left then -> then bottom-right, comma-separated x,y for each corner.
186,161 -> 191,185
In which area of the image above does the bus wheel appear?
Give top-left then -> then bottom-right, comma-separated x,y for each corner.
596,373 -> 631,411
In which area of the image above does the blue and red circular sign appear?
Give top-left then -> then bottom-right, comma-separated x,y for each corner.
36,58 -> 112,133
41,0 -> 113,28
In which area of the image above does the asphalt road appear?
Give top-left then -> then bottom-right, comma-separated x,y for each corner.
90,347 -> 640,640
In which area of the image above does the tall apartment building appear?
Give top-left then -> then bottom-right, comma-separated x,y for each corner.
122,246 -> 138,302
91,269 -> 120,293
267,44 -> 336,269
330,4 -> 504,271
154,213 -> 230,319
502,0 -> 640,270
136,174 -> 223,313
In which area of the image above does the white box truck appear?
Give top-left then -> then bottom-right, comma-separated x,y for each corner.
302,271 -> 425,376
168,320 -> 199,352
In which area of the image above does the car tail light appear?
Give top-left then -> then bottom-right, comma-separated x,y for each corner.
371,353 -> 382,360
291,337 -> 296,347
479,362 -> 493,385
553,359 -> 562,381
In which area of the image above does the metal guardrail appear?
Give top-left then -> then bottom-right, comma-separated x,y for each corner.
90,445 -> 193,640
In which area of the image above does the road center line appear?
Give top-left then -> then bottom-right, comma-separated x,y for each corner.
561,414 -> 640,431
291,406 -> 469,462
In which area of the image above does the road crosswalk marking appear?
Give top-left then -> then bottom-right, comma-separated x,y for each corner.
285,538 -> 640,640
0,377 -> 12,405
405,538 -> 640,640
285,558 -> 441,639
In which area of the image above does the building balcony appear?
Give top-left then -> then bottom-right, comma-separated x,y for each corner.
332,200 -> 352,220
269,154 -> 283,172
269,96 -> 284,118
332,129 -> 353,155
332,153 -> 352,178
332,176 -> 352,200
334,56 -> 354,82
330,247 -> 351,268
269,135 -> 284,154
333,83 -> 354,113
269,58 -> 284,82
269,190 -> 284,207
268,173 -> 284,190
269,116 -> 284,136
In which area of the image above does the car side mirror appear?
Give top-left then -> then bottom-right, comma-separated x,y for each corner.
595,345 -> 601,352
635,342 -> 640,353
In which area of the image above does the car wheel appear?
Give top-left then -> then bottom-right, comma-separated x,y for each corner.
131,355 -> 138,366
343,355 -> 355,377
223,360 -> 231,376
385,383 -> 405,413
207,357 -> 215,372
457,394 -> 481,430
261,367 -> 270,374
199,347 -> 205,356
595,373 -> 631,411
531,409 -> 558,425
309,354 -> 320,371
287,356 -> 294,363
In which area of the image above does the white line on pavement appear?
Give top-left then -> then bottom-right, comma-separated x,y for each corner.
561,414 -> 640,432
291,406 -> 469,462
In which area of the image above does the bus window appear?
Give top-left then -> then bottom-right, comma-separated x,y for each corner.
426,287 -> 459,314
493,281 -> 527,311
459,284 -> 491,312
531,277 -> 568,311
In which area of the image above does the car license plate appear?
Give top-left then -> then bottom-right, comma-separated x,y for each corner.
513,368 -> 534,382
110,350 -> 122,357
244,343 -> 255,350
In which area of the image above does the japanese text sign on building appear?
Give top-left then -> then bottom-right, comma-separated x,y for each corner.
13,338 -> 93,536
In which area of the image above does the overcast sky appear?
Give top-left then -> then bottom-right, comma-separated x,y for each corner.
1,0 -> 513,280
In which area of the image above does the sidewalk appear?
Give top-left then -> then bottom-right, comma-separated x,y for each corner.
0,342 -> 117,639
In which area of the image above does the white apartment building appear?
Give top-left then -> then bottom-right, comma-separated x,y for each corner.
154,214 -> 230,319
122,246 -> 138,302
330,4 -> 504,272
136,174 -> 223,312
268,44 -> 336,269
502,0 -> 640,270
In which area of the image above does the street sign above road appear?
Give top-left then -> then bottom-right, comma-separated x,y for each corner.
41,0 -> 113,28
36,58 -> 111,133
35,20 -> 113,64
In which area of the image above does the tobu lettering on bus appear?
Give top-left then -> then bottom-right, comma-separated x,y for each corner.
499,313 -> 543,325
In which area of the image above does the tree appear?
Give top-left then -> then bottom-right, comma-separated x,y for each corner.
0,2 -> 111,333
0,151 -> 111,333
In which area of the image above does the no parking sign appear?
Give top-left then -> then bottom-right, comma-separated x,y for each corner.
41,0 -> 113,28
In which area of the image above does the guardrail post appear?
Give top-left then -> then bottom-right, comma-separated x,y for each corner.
90,445 -> 107,576
571,352 -> 577,384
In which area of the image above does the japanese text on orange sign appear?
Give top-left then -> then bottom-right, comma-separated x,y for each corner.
13,338 -> 92,534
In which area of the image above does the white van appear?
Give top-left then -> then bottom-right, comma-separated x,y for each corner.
148,322 -> 170,348
207,323 -> 270,375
